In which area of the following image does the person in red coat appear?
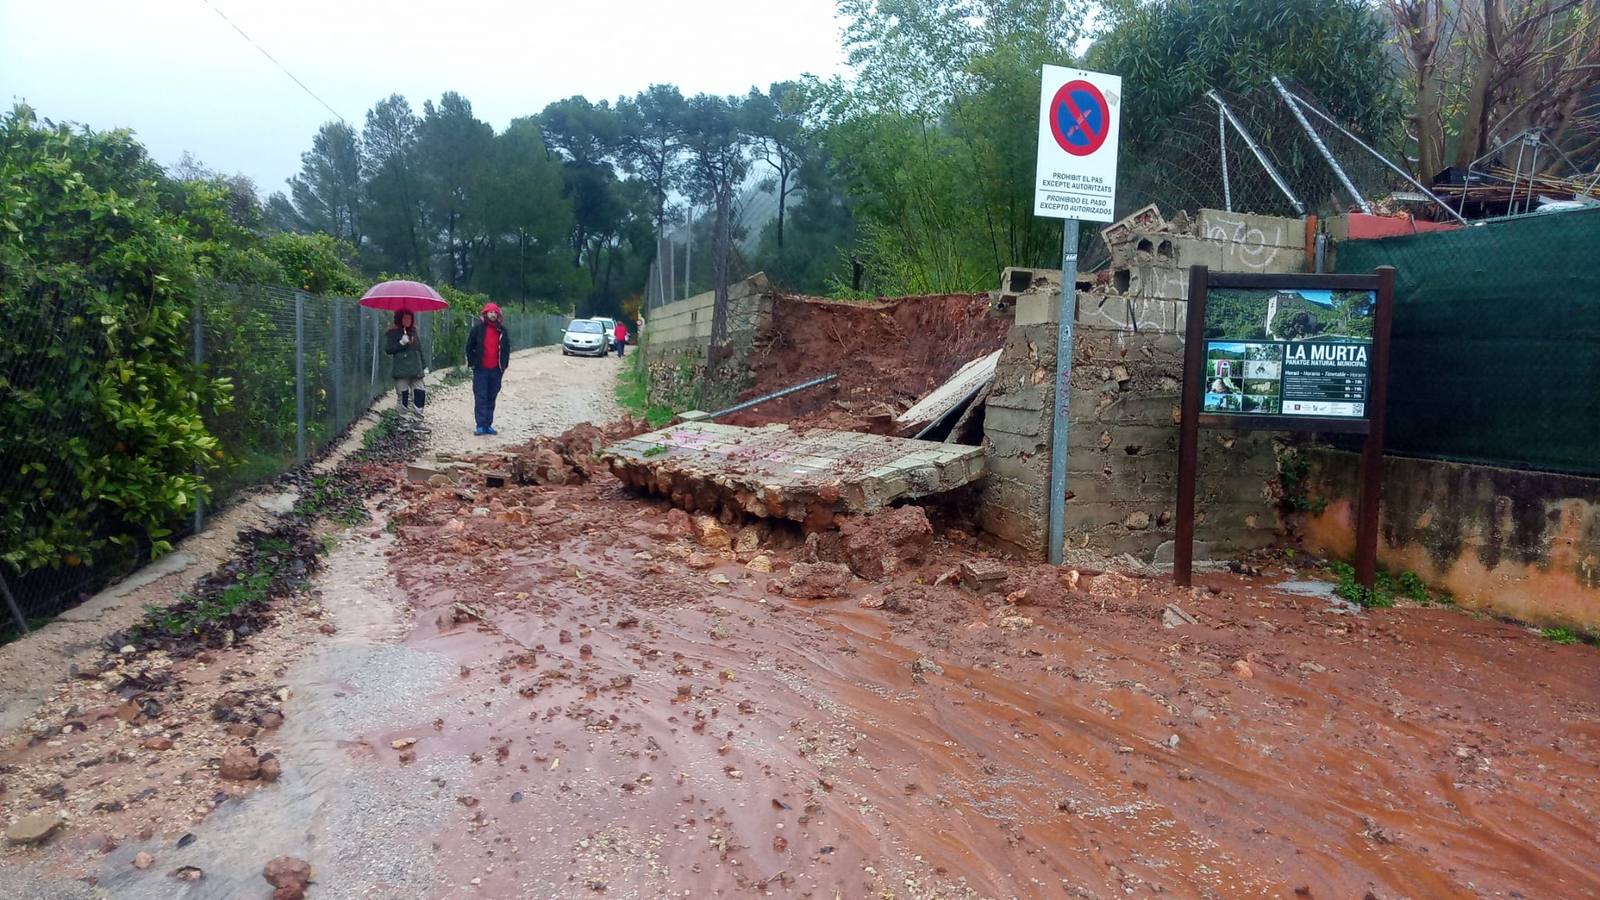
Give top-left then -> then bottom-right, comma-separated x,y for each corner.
613,319 -> 630,357
465,303 -> 510,435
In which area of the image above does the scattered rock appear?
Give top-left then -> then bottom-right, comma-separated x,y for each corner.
143,737 -> 174,751
318,622 -> 338,635
263,856 -> 312,898
133,852 -> 155,870
1123,511 -> 1152,530
773,561 -> 852,599
708,574 -> 733,586
170,866 -> 204,881
837,506 -> 932,580
1299,661 -> 1327,674
857,595 -> 885,609
685,552 -> 717,570
909,656 -> 944,676
1231,659 -> 1255,680
734,524 -> 768,553
219,747 -> 261,781
745,555 -> 773,573
1360,815 -> 1399,845
692,516 -> 732,551
6,811 -> 64,845
391,738 -> 417,750
999,615 -> 1033,630
259,755 -> 282,783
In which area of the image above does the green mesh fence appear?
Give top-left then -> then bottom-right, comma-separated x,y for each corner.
1335,208 -> 1600,476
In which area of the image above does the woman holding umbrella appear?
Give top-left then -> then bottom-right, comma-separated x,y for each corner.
385,311 -> 426,417
360,280 -> 450,423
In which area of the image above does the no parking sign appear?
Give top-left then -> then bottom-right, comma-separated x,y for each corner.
1034,66 -> 1121,222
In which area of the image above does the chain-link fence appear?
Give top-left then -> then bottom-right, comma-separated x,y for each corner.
0,283 -> 563,639
1086,80 -> 1448,271
642,183 -> 771,311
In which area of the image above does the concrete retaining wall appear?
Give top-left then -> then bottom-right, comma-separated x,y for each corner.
979,206 -> 1303,562
644,274 -> 773,410
1300,451 -> 1600,631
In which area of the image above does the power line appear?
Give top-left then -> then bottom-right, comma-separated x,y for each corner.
196,0 -> 347,124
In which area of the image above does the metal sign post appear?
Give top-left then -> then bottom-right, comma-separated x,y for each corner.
1034,65 -> 1121,565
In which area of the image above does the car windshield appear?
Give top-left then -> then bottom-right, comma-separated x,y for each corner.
568,320 -> 602,334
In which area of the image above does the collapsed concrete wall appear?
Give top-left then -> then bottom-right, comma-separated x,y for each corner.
980,207 -> 1303,562
644,273 -> 773,410
1299,451 -> 1600,630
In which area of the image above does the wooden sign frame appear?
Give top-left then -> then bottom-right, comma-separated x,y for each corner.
1174,265 -> 1396,588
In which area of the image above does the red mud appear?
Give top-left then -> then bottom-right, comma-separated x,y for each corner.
723,293 -> 1007,432
383,468 -> 1600,899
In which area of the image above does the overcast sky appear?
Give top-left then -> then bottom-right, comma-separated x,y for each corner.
1,0 -> 849,193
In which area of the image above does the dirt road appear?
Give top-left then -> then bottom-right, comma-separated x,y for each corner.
3,355 -> 1598,899
424,346 -> 621,458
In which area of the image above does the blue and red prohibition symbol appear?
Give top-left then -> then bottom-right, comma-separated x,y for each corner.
1049,79 -> 1110,156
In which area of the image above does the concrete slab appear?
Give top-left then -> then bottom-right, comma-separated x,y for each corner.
602,421 -> 985,525
896,350 -> 1001,433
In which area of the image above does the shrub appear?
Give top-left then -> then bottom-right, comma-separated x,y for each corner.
0,104 -> 227,571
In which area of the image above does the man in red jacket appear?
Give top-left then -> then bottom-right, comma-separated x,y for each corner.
465,303 -> 510,436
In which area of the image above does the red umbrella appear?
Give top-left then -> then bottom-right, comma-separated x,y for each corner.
358,280 -> 449,313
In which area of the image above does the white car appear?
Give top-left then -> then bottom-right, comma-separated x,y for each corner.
591,317 -> 617,354
562,319 -> 607,357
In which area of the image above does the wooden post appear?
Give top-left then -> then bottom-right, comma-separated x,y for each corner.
1174,265 -> 1209,587
1354,266 -> 1396,587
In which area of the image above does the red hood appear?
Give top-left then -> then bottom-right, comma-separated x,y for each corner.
482,303 -> 501,319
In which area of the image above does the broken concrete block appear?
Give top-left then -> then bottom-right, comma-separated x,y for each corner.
407,464 -> 454,484
601,422 -> 985,524
775,561 -> 853,599
896,350 -> 1001,434
959,558 -> 1009,592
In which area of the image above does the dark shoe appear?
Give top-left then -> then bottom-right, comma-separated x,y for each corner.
474,426 -> 486,436
485,426 -> 499,436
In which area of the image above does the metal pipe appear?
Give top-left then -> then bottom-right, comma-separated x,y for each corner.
1218,101 -> 1232,212
705,373 -> 837,420
1508,138 -> 1527,217
0,572 -> 27,636
1290,92 -> 1471,226
1207,90 -> 1306,216
1047,219 -> 1080,566
192,292 -> 205,534
1524,138 -> 1542,215
294,291 -> 306,463
333,299 -> 344,428
1271,76 -> 1372,214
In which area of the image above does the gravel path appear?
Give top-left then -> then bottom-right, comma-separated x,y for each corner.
423,346 -> 623,457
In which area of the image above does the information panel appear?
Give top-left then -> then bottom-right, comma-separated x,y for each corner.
1200,287 -> 1375,419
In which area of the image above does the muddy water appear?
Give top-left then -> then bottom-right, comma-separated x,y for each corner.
381,477 -> 1600,899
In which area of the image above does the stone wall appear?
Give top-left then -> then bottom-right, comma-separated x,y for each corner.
979,206 -> 1305,562
1299,451 -> 1600,631
643,273 -> 773,411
